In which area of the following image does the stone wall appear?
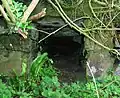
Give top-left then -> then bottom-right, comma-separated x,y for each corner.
0,21 -> 38,75
85,31 -> 115,77
0,0 -> 116,77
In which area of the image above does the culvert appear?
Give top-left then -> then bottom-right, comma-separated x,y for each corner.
36,16 -> 86,82
40,35 -> 86,82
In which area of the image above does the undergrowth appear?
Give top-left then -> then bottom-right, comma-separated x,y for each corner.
0,53 -> 120,98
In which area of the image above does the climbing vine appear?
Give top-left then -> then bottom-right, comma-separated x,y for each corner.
47,0 -> 120,57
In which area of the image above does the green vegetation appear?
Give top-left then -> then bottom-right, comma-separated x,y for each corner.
0,53 -> 120,98
0,80 -> 12,98
0,0 -> 120,98
0,0 -> 35,38
10,0 -> 33,33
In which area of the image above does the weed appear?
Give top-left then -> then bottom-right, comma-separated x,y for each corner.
0,53 -> 120,98
10,0 -> 33,32
0,80 -> 12,98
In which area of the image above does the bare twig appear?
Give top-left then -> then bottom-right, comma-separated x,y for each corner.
38,25 -> 65,43
87,61 -> 100,98
38,17 -> 88,43
33,28 -> 50,35
29,8 -> 46,21
89,0 -> 106,27
94,0 -> 106,5
83,27 -> 120,32
93,0 -> 120,10
106,12 -> 120,27
47,0 -> 120,56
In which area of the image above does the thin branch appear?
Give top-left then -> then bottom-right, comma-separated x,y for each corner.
83,27 -> 120,32
76,0 -> 83,7
87,61 -> 100,98
93,0 -> 120,10
89,0 -> 106,27
106,10 -> 120,28
101,80 -> 115,90
94,0 -> 106,5
38,25 -> 65,43
114,4 -> 120,10
104,0 -> 108,5
32,28 -> 50,35
38,17 -> 88,43
47,0 -> 120,56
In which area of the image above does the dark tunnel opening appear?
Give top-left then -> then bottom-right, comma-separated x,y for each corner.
41,36 -> 86,82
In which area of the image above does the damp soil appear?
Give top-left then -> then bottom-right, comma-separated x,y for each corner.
52,54 -> 86,83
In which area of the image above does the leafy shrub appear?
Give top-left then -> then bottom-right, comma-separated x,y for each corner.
10,1 -> 26,19
0,80 -> 12,98
0,53 -> 120,98
40,76 -> 70,98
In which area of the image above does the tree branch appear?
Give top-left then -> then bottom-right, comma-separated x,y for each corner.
21,0 -> 39,23
1,0 -> 16,23
0,5 -> 10,22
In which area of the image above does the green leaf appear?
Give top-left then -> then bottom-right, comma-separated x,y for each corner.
26,25 -> 34,29
30,53 -> 48,77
